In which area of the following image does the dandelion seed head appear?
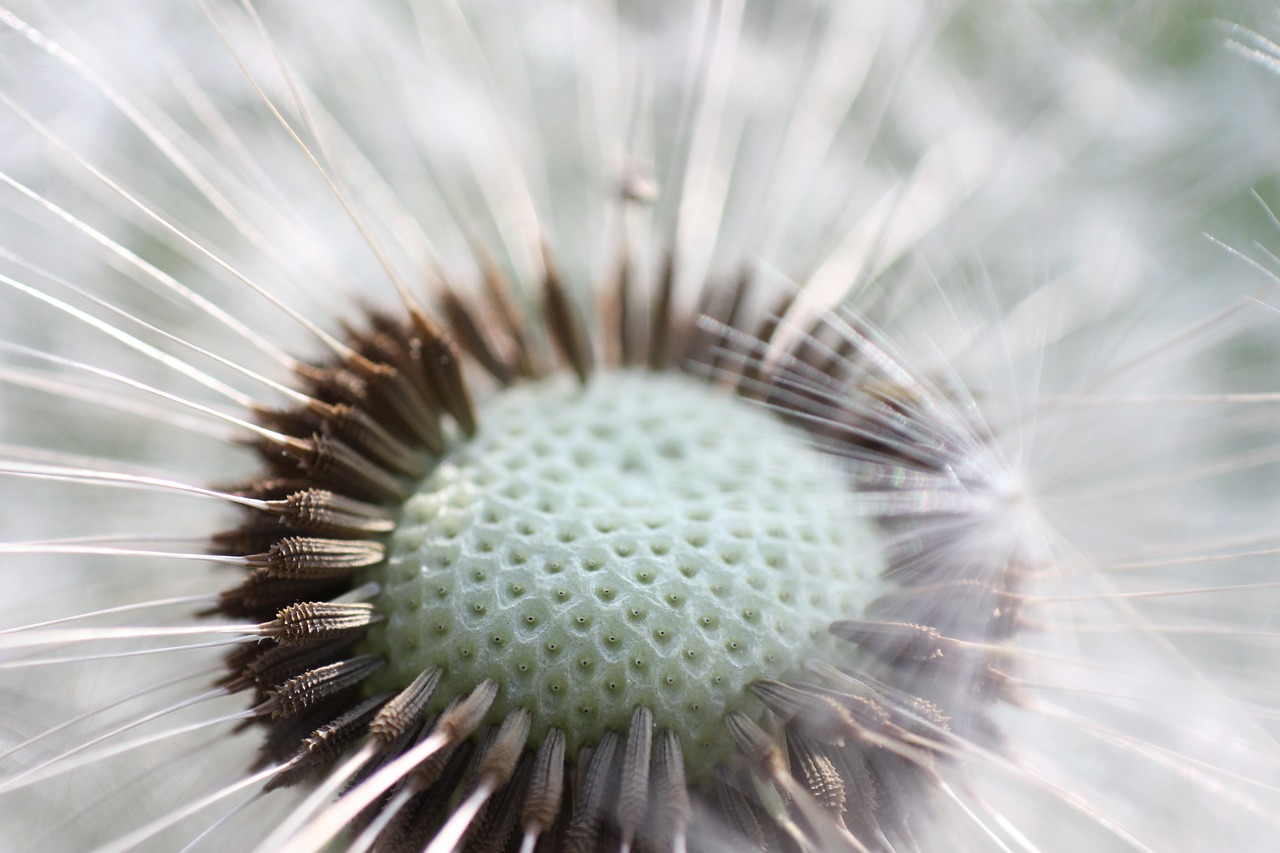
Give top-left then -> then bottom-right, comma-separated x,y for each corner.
4,0 -> 1280,849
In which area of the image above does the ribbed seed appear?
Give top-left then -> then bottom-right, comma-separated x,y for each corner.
615,706 -> 653,848
751,681 -> 870,744
715,768 -> 768,849
266,692 -> 392,791
435,679 -> 498,743
564,731 -> 620,853
358,363 -> 447,456
521,729 -> 566,840
725,712 -> 784,774
219,570 -> 346,617
830,620 -> 946,662
240,638 -> 356,694
466,752 -> 534,853
787,732 -> 848,823
542,252 -> 593,384
647,254 -> 675,370
371,667 -> 443,744
245,537 -> 385,579
408,700 -> 467,791
265,601 -> 380,645
264,488 -> 397,537
299,433 -> 411,503
649,730 -> 691,851
409,308 -> 475,436
444,290 -> 515,384
263,655 -> 384,718
475,709 -> 532,790
476,251 -> 536,377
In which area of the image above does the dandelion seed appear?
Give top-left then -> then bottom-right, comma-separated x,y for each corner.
2,1 -> 1280,852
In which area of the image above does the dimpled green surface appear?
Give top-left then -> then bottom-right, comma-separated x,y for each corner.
363,370 -> 882,776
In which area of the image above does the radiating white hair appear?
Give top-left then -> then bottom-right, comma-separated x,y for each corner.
1,1 -> 1279,850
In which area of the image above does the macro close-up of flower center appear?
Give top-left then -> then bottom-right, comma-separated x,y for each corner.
201,244 -> 993,850
5,1 -> 1280,852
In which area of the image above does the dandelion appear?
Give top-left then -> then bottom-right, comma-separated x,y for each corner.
2,1 -> 1280,851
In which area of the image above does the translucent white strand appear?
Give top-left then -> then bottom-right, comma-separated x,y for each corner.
0,271 -> 257,407
274,730 -> 452,853
0,637 -> 254,670
0,663 -> 218,760
252,741 -> 378,851
0,460 -> 266,509
0,363 -> 237,441
0,341 -> 305,450
93,760 -> 294,853
0,251 -> 318,408
0,689 -> 241,793
0,7 -> 319,292
0,98 -> 298,366
347,785 -> 415,853
203,0 -> 419,313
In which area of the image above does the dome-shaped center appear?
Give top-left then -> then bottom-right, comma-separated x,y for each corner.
363,370 -> 883,776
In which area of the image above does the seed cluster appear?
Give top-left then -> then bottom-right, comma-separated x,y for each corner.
207,253 -> 1023,851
